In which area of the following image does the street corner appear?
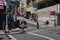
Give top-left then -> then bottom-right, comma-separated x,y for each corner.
28,28 -> 60,40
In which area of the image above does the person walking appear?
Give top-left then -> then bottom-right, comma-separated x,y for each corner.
35,14 -> 39,29
18,20 -> 27,33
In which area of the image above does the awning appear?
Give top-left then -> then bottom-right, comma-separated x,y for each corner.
0,0 -> 5,5
0,6 -> 4,9
0,0 -> 5,9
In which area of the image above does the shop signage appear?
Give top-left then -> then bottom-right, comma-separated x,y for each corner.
50,11 -> 56,15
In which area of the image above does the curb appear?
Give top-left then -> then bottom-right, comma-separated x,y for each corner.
0,31 -> 27,35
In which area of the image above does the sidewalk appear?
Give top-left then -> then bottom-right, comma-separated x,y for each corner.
17,16 -> 55,28
0,16 -> 60,35
0,30 -> 4,35
17,16 -> 46,26
17,16 -> 37,25
17,16 -> 60,32
0,29 -> 21,35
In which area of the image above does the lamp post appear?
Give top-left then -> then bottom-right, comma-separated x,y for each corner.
5,0 -> 9,33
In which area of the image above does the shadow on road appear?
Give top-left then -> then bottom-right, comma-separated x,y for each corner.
0,37 -> 4,40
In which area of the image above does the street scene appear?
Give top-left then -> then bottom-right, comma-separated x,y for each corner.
0,0 -> 60,40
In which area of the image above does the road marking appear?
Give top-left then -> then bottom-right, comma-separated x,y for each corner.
8,35 -> 17,40
30,29 -> 42,32
28,29 -> 45,33
25,27 -> 34,30
27,32 -> 55,40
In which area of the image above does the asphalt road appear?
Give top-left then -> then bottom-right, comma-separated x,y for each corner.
0,35 -> 11,40
1,23 -> 60,40
12,33 -> 48,40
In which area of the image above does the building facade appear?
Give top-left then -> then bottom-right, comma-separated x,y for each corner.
26,0 -> 60,27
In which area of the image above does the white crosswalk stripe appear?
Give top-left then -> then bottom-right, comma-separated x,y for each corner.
8,35 -> 17,40
27,32 -> 55,40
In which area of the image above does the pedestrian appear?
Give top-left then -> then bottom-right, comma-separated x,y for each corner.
19,20 -> 27,33
35,14 -> 39,29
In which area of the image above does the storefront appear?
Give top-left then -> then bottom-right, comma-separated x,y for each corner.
0,0 -> 5,30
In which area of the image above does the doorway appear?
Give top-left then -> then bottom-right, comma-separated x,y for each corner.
57,13 -> 60,26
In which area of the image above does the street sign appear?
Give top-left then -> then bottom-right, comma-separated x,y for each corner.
50,15 -> 55,21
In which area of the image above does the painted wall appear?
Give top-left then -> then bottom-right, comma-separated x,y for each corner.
36,4 -> 58,27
